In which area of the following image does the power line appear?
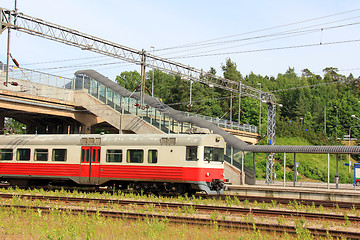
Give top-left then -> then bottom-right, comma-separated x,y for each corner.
21,56 -> 109,66
162,19 -> 360,57
170,39 -> 360,59
156,8 -> 360,52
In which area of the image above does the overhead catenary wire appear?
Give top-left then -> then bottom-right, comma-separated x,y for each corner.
155,8 -> 360,52
161,20 -> 360,57
170,39 -> 360,59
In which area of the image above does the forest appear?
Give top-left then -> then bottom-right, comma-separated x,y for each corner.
116,58 -> 360,144
116,58 -> 360,182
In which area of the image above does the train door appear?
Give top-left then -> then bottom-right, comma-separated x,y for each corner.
79,146 -> 101,185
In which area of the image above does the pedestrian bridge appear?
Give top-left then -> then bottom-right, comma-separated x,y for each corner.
0,65 -> 260,184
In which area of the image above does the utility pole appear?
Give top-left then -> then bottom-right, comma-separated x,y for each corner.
140,49 -> 146,108
238,82 -> 241,125
230,92 -> 233,122
257,83 -> 262,135
5,0 -> 18,87
324,104 -> 327,136
150,46 -> 155,97
5,11 -> 11,87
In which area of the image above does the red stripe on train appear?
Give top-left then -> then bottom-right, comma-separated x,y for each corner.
0,163 -> 224,182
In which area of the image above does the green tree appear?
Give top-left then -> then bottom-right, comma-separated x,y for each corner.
115,71 -> 141,91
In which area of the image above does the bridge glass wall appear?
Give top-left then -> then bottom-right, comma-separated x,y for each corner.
74,74 -> 258,134
74,74 -> 194,134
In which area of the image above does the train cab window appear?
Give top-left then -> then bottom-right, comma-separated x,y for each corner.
127,150 -> 143,163
16,148 -> 31,161
186,146 -> 198,161
52,149 -> 67,162
148,150 -> 158,164
0,149 -> 13,160
106,150 -> 122,163
204,147 -> 224,162
34,149 -> 48,161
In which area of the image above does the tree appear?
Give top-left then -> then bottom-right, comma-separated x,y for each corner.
301,68 -> 313,79
221,58 -> 242,82
115,71 -> 141,91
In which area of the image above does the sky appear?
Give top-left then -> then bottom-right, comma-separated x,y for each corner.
1,0 -> 360,82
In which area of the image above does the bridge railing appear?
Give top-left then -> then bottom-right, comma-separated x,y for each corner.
74,73 -> 258,134
185,112 -> 257,133
0,65 -> 74,101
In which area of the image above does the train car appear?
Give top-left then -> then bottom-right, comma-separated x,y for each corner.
0,133 -> 226,194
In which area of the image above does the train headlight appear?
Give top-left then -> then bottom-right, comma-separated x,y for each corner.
206,172 -> 210,177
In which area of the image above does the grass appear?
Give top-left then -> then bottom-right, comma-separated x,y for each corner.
0,206 -> 285,240
0,187 -> 359,239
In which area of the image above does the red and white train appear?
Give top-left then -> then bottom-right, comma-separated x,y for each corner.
0,133 -> 226,194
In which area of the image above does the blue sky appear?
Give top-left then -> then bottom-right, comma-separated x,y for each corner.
1,0 -> 360,81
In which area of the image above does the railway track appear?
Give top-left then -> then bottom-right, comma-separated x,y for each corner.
1,184 -> 358,209
1,192 -> 359,222
3,203 -> 360,239
210,194 -> 360,209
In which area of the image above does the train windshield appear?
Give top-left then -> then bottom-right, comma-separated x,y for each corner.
204,147 -> 224,162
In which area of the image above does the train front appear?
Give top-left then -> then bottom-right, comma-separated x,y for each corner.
187,134 -> 226,194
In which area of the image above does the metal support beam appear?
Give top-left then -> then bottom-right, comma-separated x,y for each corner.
266,100 -> 276,184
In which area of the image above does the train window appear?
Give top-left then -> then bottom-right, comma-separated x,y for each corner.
204,147 -> 224,162
81,149 -> 85,163
148,150 -> 158,164
0,149 -> 13,160
34,149 -> 48,161
186,146 -> 198,161
127,149 -> 143,163
92,149 -> 96,162
16,149 -> 31,161
86,149 -> 90,162
106,150 -> 122,162
97,149 -> 100,163
52,149 -> 67,162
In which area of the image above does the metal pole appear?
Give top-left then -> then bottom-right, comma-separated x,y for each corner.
327,153 -> 330,189
230,92 -> 233,122
349,127 -> 352,173
151,46 -> 155,97
335,154 -> 339,189
283,152 -> 286,187
140,49 -> 146,108
335,106 -> 338,139
241,151 -> 244,185
293,153 -> 296,187
348,125 -> 360,173
120,97 -> 124,134
238,82 -> 241,125
5,12 -> 12,87
258,83 -> 262,135
189,80 -> 192,107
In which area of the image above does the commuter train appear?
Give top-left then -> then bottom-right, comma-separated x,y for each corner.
0,133 -> 226,194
